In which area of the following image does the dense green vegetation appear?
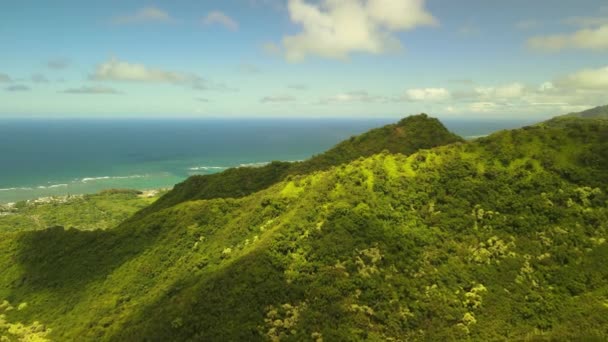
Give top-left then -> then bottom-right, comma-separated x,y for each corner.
0,189 -> 165,233
0,110 -> 607,341
143,114 -> 463,214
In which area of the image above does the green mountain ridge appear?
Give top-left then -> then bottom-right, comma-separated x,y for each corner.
1,110 -> 608,341
543,105 -> 608,127
141,114 -> 463,215
565,105 -> 608,119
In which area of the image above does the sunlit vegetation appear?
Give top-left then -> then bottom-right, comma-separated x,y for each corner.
0,111 -> 606,341
0,189 -> 166,232
141,114 -> 463,214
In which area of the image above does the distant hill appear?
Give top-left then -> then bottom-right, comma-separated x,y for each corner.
141,114 -> 463,214
1,115 -> 607,341
567,105 -> 608,119
543,105 -> 608,127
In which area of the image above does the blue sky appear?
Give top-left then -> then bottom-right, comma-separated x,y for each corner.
0,0 -> 607,118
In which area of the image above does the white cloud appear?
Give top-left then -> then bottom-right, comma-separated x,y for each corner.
366,0 -> 437,30
91,58 -> 196,83
527,25 -> 608,51
112,7 -> 174,25
475,83 -> 526,99
89,58 -> 237,91
470,102 -> 498,113
202,11 -> 239,31
261,95 -> 297,103
404,88 -> 450,101
320,90 -> 384,104
555,65 -> 608,90
434,67 -> 608,116
62,86 -> 122,94
282,0 -> 437,61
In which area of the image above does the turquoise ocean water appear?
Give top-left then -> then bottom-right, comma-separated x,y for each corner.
0,118 -> 535,203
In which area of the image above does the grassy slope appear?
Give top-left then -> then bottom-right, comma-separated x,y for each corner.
0,189 -> 165,233
1,119 -> 607,341
142,114 -> 463,214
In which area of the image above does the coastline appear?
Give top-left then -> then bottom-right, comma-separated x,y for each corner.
0,187 -> 172,232
0,187 -> 171,209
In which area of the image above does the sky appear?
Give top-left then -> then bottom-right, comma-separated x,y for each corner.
0,0 -> 607,119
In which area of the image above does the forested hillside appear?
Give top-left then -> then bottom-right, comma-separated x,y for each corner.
142,114 -> 463,214
0,113 -> 607,341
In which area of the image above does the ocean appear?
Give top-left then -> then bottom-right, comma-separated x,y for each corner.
0,118 -> 536,203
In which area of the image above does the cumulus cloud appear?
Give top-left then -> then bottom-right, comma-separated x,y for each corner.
554,65 -> 608,90
282,0 -> 437,61
261,95 -> 297,103
112,7 -> 174,25
527,25 -> 608,51
61,86 -> 122,94
444,69 -> 607,116
91,58 -> 196,83
202,11 -> 239,31
5,85 -> 30,92
0,73 -> 12,83
404,88 -> 450,101
89,58 -> 236,91
47,58 -> 70,69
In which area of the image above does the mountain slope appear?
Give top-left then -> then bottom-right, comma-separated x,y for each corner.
567,105 -> 608,119
1,117 -> 607,341
544,105 -> 608,127
142,114 -> 463,214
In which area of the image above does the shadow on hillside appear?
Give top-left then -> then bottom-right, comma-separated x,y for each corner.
106,249 -> 301,342
11,225 -> 159,296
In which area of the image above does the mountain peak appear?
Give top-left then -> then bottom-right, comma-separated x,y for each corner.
140,114 -> 463,212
